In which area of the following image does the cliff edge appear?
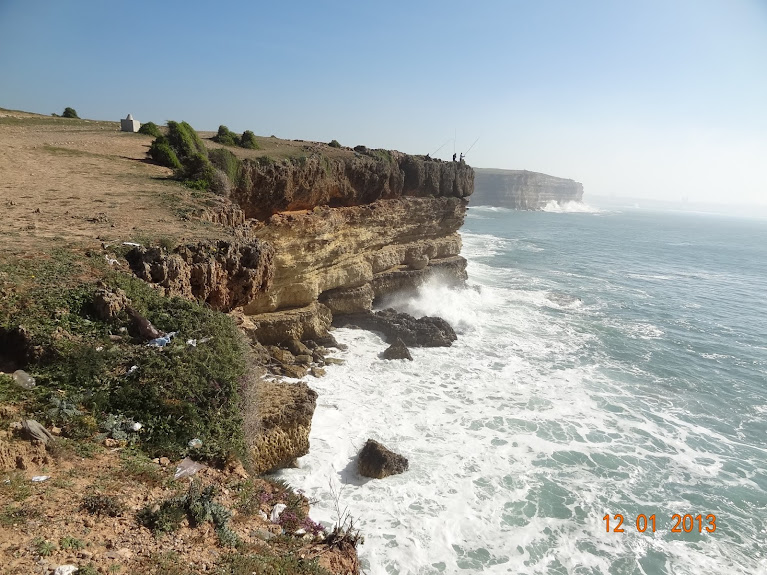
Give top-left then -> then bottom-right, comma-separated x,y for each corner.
472,167 -> 583,209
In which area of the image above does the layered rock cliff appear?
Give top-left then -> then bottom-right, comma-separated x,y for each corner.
128,144 -> 474,491
472,168 -> 583,209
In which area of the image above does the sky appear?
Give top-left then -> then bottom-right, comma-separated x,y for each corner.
1,0 -> 766,205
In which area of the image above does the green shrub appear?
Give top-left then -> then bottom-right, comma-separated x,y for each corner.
166,121 -> 207,163
328,139 -> 341,148
213,125 -> 239,147
138,122 -> 162,138
62,107 -> 79,119
81,494 -> 125,517
239,130 -> 259,150
208,147 -> 242,186
138,480 -> 239,546
148,136 -> 183,171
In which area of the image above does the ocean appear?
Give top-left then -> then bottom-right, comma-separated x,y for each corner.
277,202 -> 767,574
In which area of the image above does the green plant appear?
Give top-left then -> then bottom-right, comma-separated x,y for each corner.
239,130 -> 259,150
214,553 -> 332,575
213,125 -> 239,147
76,565 -> 100,575
60,535 -> 85,550
328,139 -> 341,148
137,479 -> 239,546
138,122 -> 162,138
0,504 -> 41,527
148,136 -> 183,171
46,396 -> 83,422
33,538 -> 57,557
208,147 -> 242,186
62,107 -> 79,119
81,493 -> 125,517
1,472 -> 32,502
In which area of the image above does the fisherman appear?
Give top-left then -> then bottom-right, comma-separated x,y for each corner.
459,153 -> 464,162
452,153 -> 457,162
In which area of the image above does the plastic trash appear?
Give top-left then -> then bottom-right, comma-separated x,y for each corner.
122,241 -> 141,247
186,339 -> 197,347
146,331 -> 178,348
127,365 -> 138,375
188,438 -> 203,449
54,566 -> 78,575
31,476 -> 50,482
12,370 -> 36,390
270,503 -> 287,523
131,422 -> 143,431
174,457 -> 206,480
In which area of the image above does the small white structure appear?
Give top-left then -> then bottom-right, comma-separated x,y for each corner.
120,113 -> 140,132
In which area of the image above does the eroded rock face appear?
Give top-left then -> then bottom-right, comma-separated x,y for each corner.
247,380 -> 318,475
245,197 -> 468,315
126,239 -> 274,312
234,152 -> 473,220
472,168 -> 583,209
357,439 -> 408,479
335,309 -> 457,347
239,302 -> 332,346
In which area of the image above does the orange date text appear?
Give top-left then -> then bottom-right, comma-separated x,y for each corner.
603,513 -> 716,533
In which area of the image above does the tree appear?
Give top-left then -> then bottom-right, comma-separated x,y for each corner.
62,107 -> 79,119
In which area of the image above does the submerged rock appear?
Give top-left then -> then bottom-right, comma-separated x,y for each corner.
357,439 -> 408,479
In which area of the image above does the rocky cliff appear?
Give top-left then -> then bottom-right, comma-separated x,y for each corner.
129,147 -> 474,483
133,153 -> 473,345
472,168 -> 583,209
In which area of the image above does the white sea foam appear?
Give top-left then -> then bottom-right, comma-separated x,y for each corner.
542,200 -> 603,213
275,220 -> 765,574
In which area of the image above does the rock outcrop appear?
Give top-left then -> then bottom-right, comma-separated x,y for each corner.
234,152 -> 473,220
382,338 -> 412,361
247,379 -> 318,475
126,239 -> 274,312
357,439 -> 408,479
472,168 -> 583,209
335,309 -> 457,347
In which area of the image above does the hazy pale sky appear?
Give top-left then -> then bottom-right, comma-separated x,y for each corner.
1,0 -> 765,205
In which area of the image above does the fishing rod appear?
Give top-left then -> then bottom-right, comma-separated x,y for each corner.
464,137 -> 480,156
431,138 -> 453,156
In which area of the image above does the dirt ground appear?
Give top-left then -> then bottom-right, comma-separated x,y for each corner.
0,109 -> 231,260
0,429 -> 349,575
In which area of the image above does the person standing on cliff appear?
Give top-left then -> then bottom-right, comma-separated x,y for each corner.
459,153 -> 464,162
452,153 -> 457,162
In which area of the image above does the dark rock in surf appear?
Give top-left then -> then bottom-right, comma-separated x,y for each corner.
382,338 -> 413,361
334,308 -> 456,347
357,439 -> 408,479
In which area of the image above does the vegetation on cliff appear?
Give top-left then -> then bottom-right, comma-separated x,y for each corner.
0,249 -> 248,463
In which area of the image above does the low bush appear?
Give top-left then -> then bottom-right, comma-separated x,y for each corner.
138,479 -> 238,546
138,122 -> 162,137
239,130 -> 259,150
62,107 -> 79,119
328,139 -> 341,148
213,125 -> 239,147
148,136 -> 183,171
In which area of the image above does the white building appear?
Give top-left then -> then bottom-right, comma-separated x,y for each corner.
120,114 -> 140,132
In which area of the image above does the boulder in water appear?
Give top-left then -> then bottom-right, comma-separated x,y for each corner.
382,338 -> 412,361
357,439 -> 408,479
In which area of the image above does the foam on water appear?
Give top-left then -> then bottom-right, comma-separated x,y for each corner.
542,200 -> 603,213
276,210 -> 767,575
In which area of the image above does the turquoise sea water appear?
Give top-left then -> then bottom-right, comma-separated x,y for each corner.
280,205 -> 767,574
